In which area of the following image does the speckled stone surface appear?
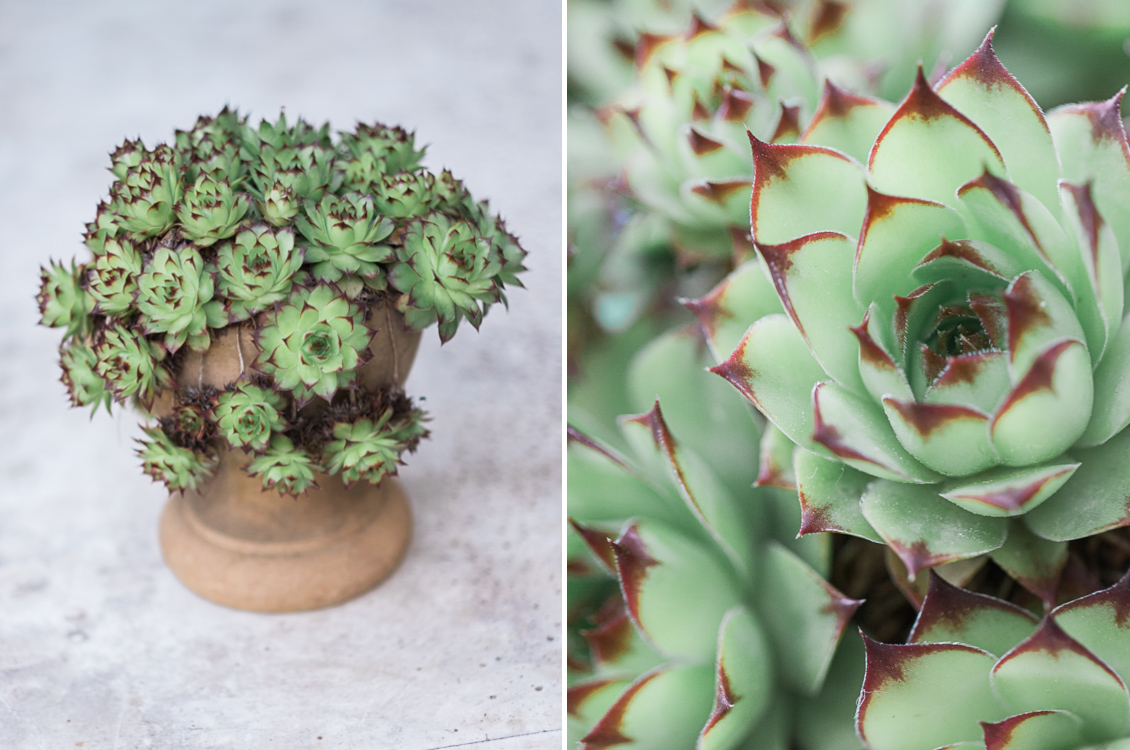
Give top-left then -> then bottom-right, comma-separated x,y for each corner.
0,1 -> 562,747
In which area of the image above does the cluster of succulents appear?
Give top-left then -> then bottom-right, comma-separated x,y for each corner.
570,1 -> 1130,747
38,109 -> 524,494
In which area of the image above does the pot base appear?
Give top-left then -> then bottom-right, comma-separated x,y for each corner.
159,474 -> 412,613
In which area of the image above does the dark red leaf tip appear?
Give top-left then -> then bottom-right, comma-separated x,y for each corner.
690,179 -> 751,206
567,678 -> 620,718
569,518 -> 618,573
709,336 -> 759,408
1060,88 -> 1128,147
702,662 -> 739,736
685,12 -> 717,40
610,524 -> 660,631
871,65 -> 1004,169
687,127 -> 726,156
754,53 -> 776,90
1002,273 -> 1052,355
882,397 -> 986,439
995,616 -> 1123,686
1052,566 -> 1130,628
681,279 -> 733,341
567,425 -> 629,470
959,169 -> 1045,256
770,102 -> 802,143
634,33 -> 670,70
981,711 -> 1060,750
1062,182 -> 1105,274
910,570 -> 1037,644
581,597 -> 635,666
850,308 -> 897,371
580,672 -> 662,749
718,86 -> 755,122
810,0 -> 849,42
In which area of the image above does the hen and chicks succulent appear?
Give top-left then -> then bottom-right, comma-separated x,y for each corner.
38,108 -> 526,495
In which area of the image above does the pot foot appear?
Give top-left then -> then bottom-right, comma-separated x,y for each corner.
159,476 -> 412,612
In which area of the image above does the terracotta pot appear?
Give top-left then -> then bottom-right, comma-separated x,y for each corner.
158,299 -> 423,612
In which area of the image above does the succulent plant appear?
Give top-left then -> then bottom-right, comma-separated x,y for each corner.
214,224 -> 305,322
322,405 -> 429,486
567,326 -> 864,750
39,108 -> 523,494
691,33 -> 1130,604
93,324 -> 172,406
175,171 -> 251,246
339,122 -> 426,191
59,342 -> 111,414
37,259 -> 92,340
136,245 -> 227,353
245,435 -> 319,497
254,284 -> 373,406
857,571 -> 1130,750
295,192 -> 394,284
213,381 -> 286,453
86,237 -> 143,317
240,112 -> 336,204
389,216 -> 502,342
136,425 -> 214,492
108,143 -> 183,238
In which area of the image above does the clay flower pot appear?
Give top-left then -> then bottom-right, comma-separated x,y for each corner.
158,300 -> 422,612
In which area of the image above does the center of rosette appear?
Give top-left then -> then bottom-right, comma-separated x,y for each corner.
925,306 -> 992,359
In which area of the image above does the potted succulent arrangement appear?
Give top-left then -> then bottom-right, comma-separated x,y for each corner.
37,108 -> 526,612
568,1 -> 1130,747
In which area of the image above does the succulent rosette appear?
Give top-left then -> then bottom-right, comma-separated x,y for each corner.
136,425 -> 214,492
213,382 -> 286,453
173,108 -> 246,182
856,571 -> 1130,750
240,113 -> 336,206
338,123 -> 426,191
254,284 -> 373,405
59,342 -> 111,414
93,324 -> 172,405
175,171 -> 251,246
389,216 -> 502,343
373,171 -> 436,219
322,406 -> 429,486
37,259 -> 92,339
568,326 -> 864,750
86,237 -> 143,317
245,435 -> 319,497
695,33 -> 1130,603
295,192 -> 394,284
214,224 -> 305,322
108,143 -> 183,238
136,245 -> 227,353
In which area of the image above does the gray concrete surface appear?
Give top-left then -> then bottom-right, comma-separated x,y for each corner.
0,1 -> 562,747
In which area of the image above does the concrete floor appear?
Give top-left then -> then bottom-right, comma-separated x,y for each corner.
0,1 -> 562,747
